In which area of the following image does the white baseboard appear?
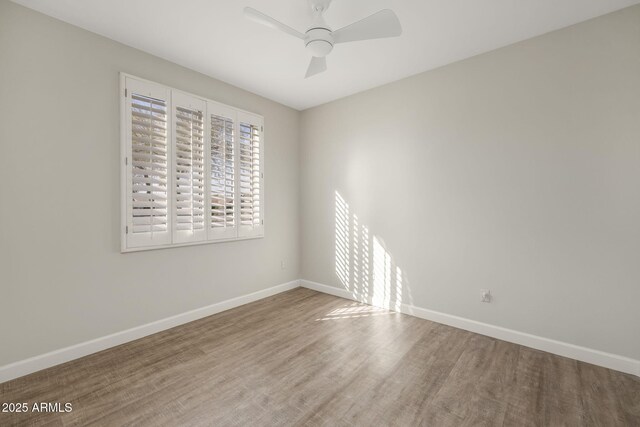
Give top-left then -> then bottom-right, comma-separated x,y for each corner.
3,278 -> 638,383
301,280 -> 640,377
303,280 -> 354,300
0,280 -> 300,384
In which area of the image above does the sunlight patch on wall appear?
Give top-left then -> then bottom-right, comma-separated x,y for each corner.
335,192 -> 350,287
373,236 -> 391,309
334,191 -> 411,310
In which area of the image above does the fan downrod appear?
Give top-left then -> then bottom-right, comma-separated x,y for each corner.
308,0 -> 332,13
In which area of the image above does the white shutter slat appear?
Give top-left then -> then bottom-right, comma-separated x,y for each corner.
133,176 -> 166,185
172,93 -> 207,243
131,152 -> 166,163
132,206 -> 167,213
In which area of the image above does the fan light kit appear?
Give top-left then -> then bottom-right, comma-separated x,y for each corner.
244,0 -> 402,78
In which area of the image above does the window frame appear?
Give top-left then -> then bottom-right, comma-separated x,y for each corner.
120,73 -> 265,253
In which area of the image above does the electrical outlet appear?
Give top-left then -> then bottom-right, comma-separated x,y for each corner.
481,289 -> 492,303
281,260 -> 285,270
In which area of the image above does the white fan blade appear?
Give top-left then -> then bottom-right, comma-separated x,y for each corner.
332,9 -> 402,44
305,57 -> 327,78
244,7 -> 305,40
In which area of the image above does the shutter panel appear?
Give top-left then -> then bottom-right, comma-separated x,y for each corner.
125,78 -> 171,248
208,103 -> 237,239
237,112 -> 264,238
172,92 -> 207,243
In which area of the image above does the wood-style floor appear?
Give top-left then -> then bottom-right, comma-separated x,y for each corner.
1,288 -> 639,426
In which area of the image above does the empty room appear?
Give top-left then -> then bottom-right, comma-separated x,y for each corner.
1,0 -> 639,425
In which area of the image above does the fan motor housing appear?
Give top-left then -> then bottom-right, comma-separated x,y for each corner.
305,28 -> 333,57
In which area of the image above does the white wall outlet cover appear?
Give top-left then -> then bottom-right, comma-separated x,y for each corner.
481,289 -> 492,303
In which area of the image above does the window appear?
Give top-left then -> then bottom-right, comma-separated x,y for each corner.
121,74 -> 264,252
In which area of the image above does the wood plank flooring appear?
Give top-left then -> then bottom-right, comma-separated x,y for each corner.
1,288 -> 639,426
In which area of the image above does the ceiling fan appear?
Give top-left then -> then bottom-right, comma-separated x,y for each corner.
243,0 -> 402,78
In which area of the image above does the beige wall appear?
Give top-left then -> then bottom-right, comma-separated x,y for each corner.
301,6 -> 640,359
0,0 -> 300,366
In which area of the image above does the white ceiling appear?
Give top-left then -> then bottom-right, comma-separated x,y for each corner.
12,0 -> 640,110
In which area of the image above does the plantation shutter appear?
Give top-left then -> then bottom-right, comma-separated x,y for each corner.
172,92 -> 207,243
124,78 -> 171,248
121,74 -> 265,252
207,103 -> 237,239
237,112 -> 264,238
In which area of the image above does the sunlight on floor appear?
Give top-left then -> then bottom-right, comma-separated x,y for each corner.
315,302 -> 392,321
